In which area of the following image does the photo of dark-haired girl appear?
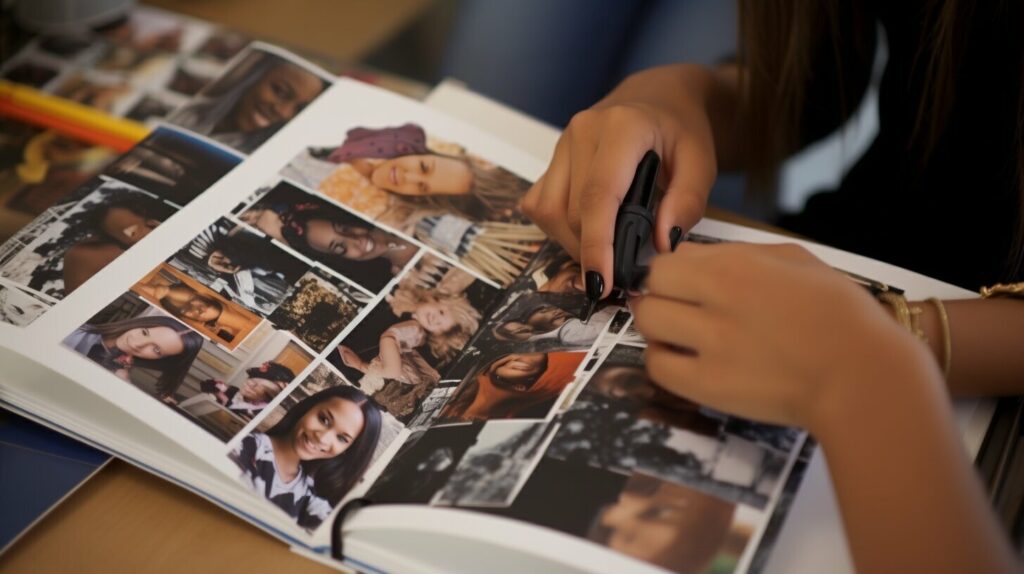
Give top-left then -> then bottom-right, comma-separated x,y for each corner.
168,47 -> 330,154
330,254 -> 495,422
267,268 -> 368,353
198,361 -> 294,419
102,127 -> 242,207
238,181 -> 418,293
0,179 -> 177,298
437,350 -> 585,423
64,301 -> 202,401
232,363 -> 402,530
282,123 -> 546,285
168,218 -> 310,316
487,292 -> 616,350
132,263 -> 262,350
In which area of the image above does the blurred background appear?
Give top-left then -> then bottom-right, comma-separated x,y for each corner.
1,0 -> 881,221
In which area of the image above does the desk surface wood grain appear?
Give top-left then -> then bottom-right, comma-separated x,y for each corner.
0,460 -> 336,573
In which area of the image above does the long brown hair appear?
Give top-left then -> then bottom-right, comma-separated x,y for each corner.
738,0 -> 1024,278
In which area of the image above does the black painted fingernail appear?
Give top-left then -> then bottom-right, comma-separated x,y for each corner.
585,271 -> 604,301
669,226 -> 683,251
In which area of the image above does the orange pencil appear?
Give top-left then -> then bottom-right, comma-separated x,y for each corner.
0,80 -> 149,152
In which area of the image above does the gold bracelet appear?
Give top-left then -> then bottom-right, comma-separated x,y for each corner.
926,297 -> 952,378
878,291 -> 913,331
980,282 -> 1024,299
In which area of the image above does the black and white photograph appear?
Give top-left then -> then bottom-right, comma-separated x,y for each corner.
238,180 -> 420,294
0,178 -> 177,298
364,422 -> 483,504
102,126 -> 242,207
0,281 -> 50,327
432,420 -> 557,508
267,268 -> 368,353
168,46 -> 330,154
168,217 -> 310,316
547,345 -> 795,509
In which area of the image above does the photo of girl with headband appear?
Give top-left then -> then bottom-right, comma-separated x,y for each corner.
238,181 -> 418,293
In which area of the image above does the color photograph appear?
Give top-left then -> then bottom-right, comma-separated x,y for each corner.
238,180 -> 419,293
233,362 -> 402,530
131,263 -> 263,350
437,350 -> 586,423
102,126 -> 242,207
282,122 -> 545,285
268,268 -> 369,353
330,254 -> 496,423
169,46 -> 330,154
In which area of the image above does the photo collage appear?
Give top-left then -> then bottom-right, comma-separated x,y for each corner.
45,41 -> 579,532
0,40 -> 337,325
0,6 -> 252,123
5,34 -> 848,568
279,121 -> 547,285
364,272 -> 807,574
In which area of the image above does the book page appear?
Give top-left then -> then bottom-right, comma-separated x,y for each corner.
0,44 -> 554,548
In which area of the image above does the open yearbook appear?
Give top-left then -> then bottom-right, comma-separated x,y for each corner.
0,41 -> 991,574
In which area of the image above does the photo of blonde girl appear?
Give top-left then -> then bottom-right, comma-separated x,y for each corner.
231,378 -> 398,530
331,254 -> 496,422
283,123 -> 546,285
64,312 -> 203,401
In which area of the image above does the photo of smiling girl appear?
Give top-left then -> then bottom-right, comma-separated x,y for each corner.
238,181 -> 418,293
282,124 -> 546,285
169,47 -> 330,154
64,311 -> 203,400
132,263 -> 262,350
330,254 -> 494,422
232,365 -> 402,530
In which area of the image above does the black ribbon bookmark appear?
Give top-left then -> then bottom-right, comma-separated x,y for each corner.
331,497 -> 374,561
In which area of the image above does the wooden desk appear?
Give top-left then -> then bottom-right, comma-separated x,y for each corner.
0,460 -> 336,572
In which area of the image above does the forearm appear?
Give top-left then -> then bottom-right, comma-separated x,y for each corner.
377,336 -> 404,380
911,299 -> 1024,396
599,64 -> 746,170
813,357 -> 1016,574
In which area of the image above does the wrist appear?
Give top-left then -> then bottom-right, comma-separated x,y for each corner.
805,328 -> 941,441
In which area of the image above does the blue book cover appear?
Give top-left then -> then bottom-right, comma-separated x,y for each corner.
0,409 -> 111,553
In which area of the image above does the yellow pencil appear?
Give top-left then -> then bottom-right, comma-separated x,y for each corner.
0,80 -> 149,150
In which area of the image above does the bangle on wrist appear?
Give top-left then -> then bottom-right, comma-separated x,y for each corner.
926,297 -> 952,378
878,292 -> 951,377
878,292 -> 925,340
